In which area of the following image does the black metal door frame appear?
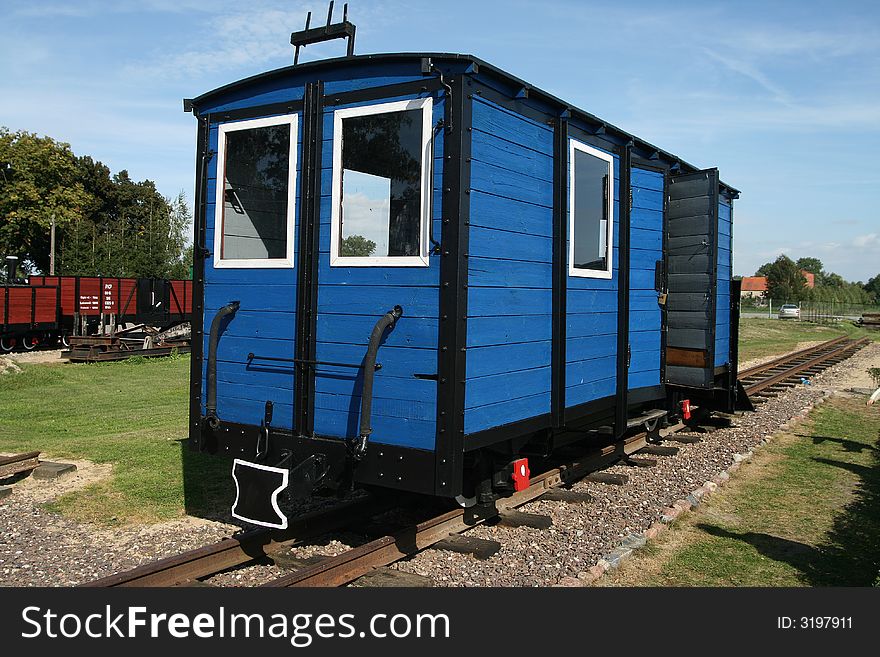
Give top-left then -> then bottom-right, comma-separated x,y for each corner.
293,81 -> 325,437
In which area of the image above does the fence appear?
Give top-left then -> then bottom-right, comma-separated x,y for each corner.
740,298 -> 880,324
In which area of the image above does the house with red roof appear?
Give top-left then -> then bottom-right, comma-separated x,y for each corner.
740,271 -> 815,300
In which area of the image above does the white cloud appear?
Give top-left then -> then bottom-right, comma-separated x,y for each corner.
124,2 -> 400,81
853,233 -> 879,249
701,48 -> 790,102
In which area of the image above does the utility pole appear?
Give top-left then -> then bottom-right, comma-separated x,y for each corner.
49,213 -> 56,275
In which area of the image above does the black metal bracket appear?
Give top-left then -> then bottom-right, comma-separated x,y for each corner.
290,2 -> 356,65
256,401 -> 274,461
247,353 -> 380,371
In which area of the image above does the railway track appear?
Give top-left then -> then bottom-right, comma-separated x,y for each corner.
83,335 -> 870,588
83,430 -> 663,588
739,336 -> 870,402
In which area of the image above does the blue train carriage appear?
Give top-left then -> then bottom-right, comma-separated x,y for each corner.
184,47 -> 742,528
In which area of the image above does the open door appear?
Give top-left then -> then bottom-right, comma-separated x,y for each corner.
664,168 -> 719,389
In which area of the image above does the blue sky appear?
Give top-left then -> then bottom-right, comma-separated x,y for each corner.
2,0 -> 878,281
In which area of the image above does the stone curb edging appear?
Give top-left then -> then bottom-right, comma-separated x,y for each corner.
554,390 -> 833,588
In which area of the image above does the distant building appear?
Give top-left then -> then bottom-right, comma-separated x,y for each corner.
740,270 -> 815,300
741,276 -> 768,299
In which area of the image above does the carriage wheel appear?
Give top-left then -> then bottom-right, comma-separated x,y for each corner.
61,332 -> 71,348
0,336 -> 17,352
22,334 -> 39,350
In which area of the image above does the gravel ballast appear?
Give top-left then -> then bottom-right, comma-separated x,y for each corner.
1,341 -> 877,587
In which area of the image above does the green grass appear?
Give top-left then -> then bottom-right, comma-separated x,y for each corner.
605,396 -> 880,586
738,318 -> 878,363
0,355 -> 230,525
1,314 -> 875,528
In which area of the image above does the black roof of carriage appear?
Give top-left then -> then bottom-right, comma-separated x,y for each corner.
188,53 -> 739,196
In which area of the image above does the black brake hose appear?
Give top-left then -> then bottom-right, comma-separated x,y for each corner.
205,301 -> 240,429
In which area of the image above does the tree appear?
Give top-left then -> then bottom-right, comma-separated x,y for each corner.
795,257 -> 826,285
56,170 -> 191,278
765,255 -> 807,302
165,192 -> 192,279
755,262 -> 773,277
865,274 -> 880,302
795,257 -> 823,275
0,127 -> 95,273
341,234 -> 376,257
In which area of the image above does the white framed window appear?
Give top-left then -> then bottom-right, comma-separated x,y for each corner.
213,114 -> 298,269
330,97 -> 433,267
569,139 -> 614,279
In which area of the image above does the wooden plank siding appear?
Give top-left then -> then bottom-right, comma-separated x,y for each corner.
715,197 -> 733,367
201,117 -> 300,431
565,143 -> 620,408
310,95 -> 444,450
464,97 -> 554,434
201,73 -> 444,451
628,167 -> 664,391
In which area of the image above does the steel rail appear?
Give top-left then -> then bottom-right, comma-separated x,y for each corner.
743,337 -> 869,397
738,336 -> 849,381
81,495 -> 376,587
81,335 -> 870,588
85,429 -> 651,588
261,433 -> 649,588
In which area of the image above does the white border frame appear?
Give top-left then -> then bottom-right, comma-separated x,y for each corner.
569,139 -> 614,280
330,97 -> 433,267
213,114 -> 298,269
231,458 -> 290,529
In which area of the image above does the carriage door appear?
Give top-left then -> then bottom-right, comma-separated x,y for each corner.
664,168 -> 719,389
628,167 -> 665,395
295,83 -> 439,452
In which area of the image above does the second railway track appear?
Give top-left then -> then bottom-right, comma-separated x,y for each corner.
739,336 -> 870,401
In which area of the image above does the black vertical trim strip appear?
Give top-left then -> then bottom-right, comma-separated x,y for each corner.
295,81 -> 324,437
435,75 -> 472,498
551,117 -> 568,428
660,170 -> 669,383
727,197 -> 741,408
55,284 -> 61,329
615,145 -> 632,436
708,169 -> 720,371
189,114 -> 210,447
729,277 -> 742,407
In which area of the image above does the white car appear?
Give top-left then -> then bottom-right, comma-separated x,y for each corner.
778,304 -> 800,319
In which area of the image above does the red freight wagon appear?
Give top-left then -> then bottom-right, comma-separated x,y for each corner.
28,276 -> 140,319
0,285 -> 61,350
1,276 -> 193,352
169,279 -> 193,318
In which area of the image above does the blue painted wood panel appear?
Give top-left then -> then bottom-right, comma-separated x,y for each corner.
567,312 -> 617,339
715,197 -> 733,367
465,97 -> 554,434
565,144 -> 619,408
312,93 -> 444,449
629,167 -> 664,391
467,341 -> 552,379
201,111 -> 301,430
467,315 -> 553,347
467,367 -> 551,409
465,391 -> 551,435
